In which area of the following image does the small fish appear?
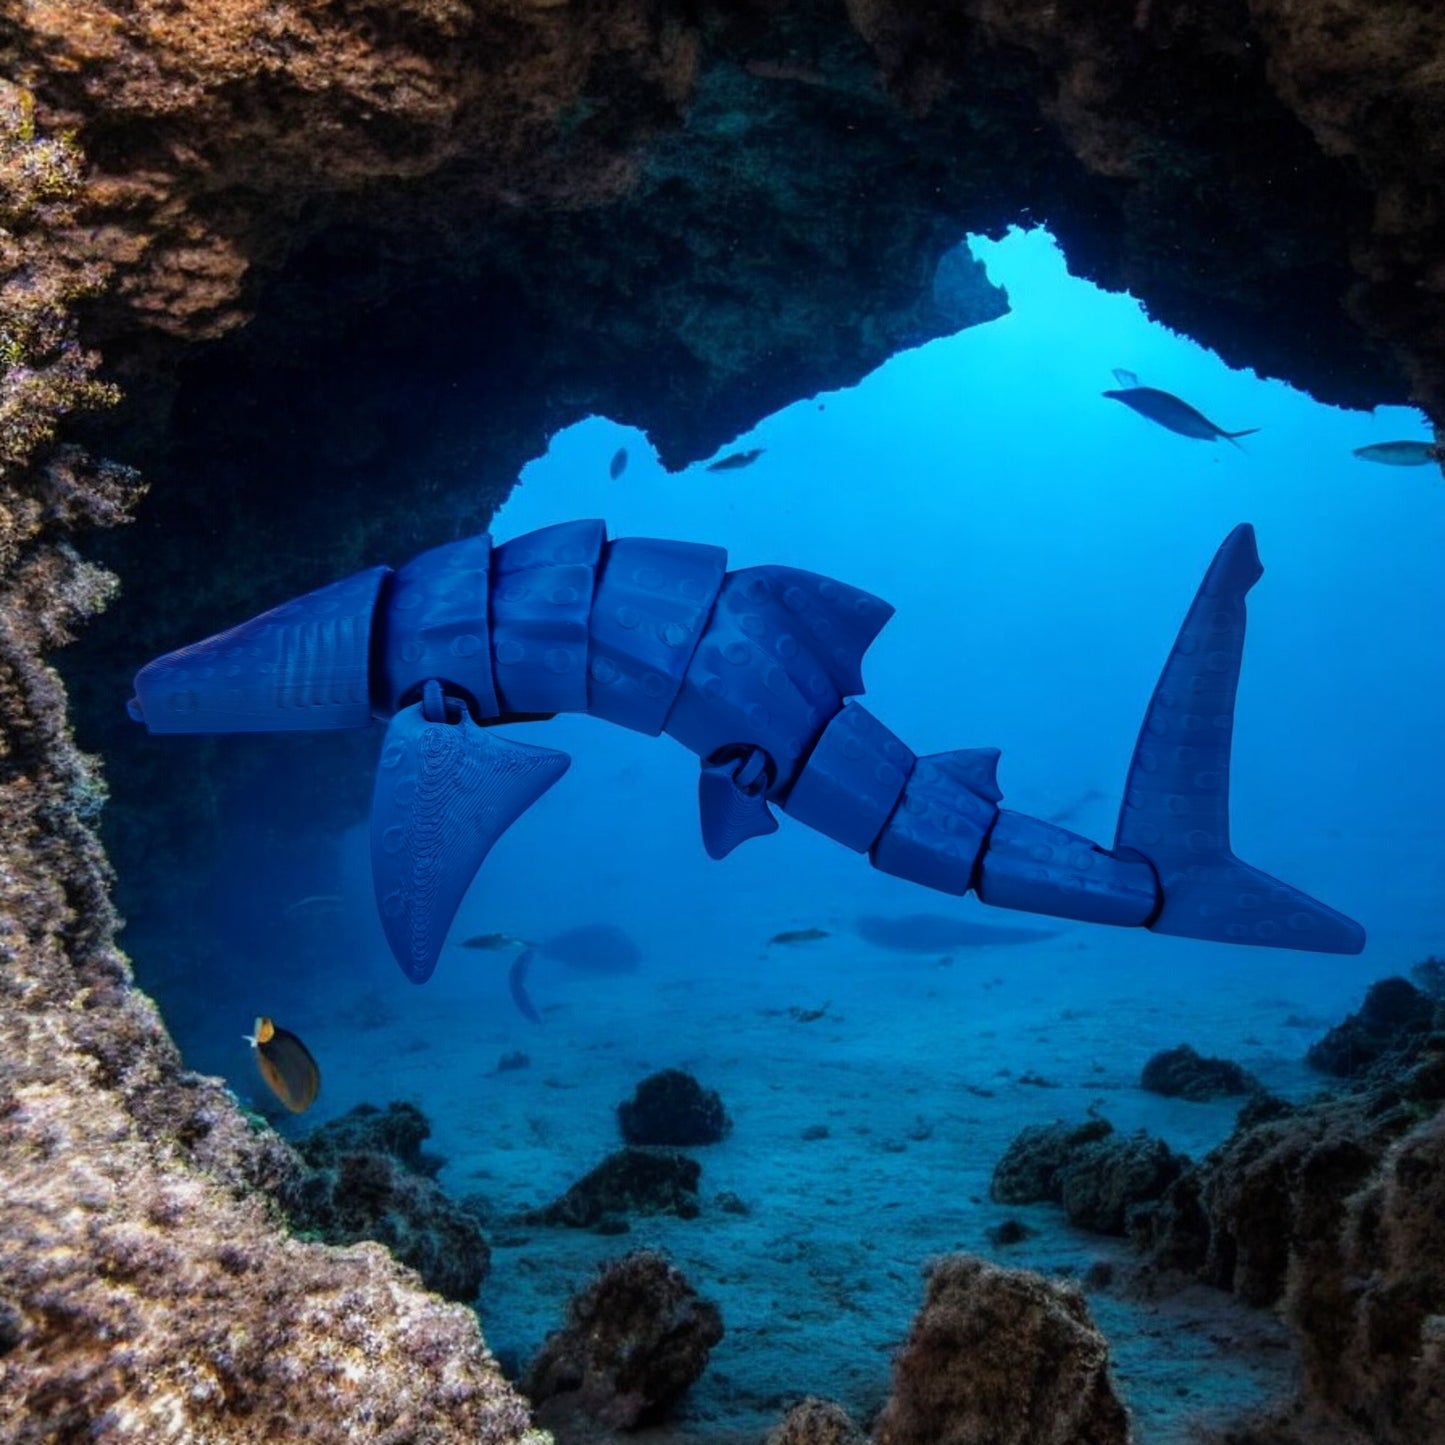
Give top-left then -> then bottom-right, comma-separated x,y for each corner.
706,448 -> 765,472
462,932 -> 532,951
508,948 -> 542,1024
1103,369 -> 1258,446
283,893 -> 344,918
769,927 -> 829,945
854,913 -> 1058,952
609,447 -> 629,479
1351,441 -> 1442,467
245,1016 -> 321,1114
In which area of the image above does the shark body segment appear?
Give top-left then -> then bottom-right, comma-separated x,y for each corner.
128,519 -> 1364,982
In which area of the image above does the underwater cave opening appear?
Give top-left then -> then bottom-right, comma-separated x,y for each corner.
57,223 -> 1445,1444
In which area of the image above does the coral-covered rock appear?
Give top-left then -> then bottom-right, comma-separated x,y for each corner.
873,1255 -> 1130,1445
1142,1095 -> 1396,1308
1411,957 -> 1445,1000
1290,1108 -> 1445,1442
1136,1006 -> 1445,1444
0,1298 -> 21,1356
1141,1044 -> 1260,1101
1234,1092 -> 1297,1131
993,1116 -> 1183,1235
986,1218 -> 1037,1248
990,1118 -> 1113,1205
523,1148 -> 702,1230
296,1101 -> 446,1179
522,1249 -> 723,1429
1306,977 -> 1437,1078
0,1138 -> 527,1440
766,1396 -> 867,1445
286,1120 -> 491,1304
618,1068 -> 731,1147
14,0 -> 1445,430
1135,1170 -> 1210,1277
0,90 -> 525,1441
1058,1132 -> 1188,1237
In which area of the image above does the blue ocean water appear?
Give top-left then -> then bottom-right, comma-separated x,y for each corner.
145,227 -> 1444,1439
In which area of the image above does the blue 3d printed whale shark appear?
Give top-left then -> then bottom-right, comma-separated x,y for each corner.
127,519 -> 1364,982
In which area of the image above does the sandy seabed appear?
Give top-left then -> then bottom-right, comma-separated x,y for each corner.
252,909 -> 1384,1445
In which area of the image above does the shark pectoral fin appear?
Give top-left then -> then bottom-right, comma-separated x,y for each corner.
1114,524 -> 1364,954
699,745 -> 778,859
371,701 -> 570,983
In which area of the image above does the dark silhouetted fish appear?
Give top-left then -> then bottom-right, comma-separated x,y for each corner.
1103,369 -> 1258,447
463,932 -> 532,951
609,447 -> 629,479
705,448 -> 765,472
854,913 -> 1058,954
769,928 -> 829,945
245,1016 -> 321,1113
508,948 -> 542,1023
1352,441 -> 1442,466
541,923 -> 642,974
283,893 -> 344,918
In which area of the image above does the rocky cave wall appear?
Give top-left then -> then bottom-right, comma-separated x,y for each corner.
2,0 -> 1444,1439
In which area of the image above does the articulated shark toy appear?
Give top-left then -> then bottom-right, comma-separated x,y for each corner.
127,519 -> 1365,981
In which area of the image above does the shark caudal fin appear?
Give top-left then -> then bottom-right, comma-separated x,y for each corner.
1113,524 -> 1364,954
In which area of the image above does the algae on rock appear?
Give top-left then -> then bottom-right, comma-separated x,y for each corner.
0,81 -> 532,1444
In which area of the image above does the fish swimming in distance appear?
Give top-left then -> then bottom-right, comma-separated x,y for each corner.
541,922 -> 642,974
705,448 -> 765,472
245,1016 -> 321,1114
462,932 -> 533,951
769,927 -> 830,945
609,447 -> 629,479
283,893 -> 344,918
1104,368 -> 1258,446
854,913 -> 1058,953
1352,441 -> 1443,466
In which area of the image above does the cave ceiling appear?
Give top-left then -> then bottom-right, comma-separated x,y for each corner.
10,0 -> 1437,465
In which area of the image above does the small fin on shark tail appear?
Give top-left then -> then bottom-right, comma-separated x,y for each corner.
1113,523 -> 1364,954
1224,427 -> 1261,449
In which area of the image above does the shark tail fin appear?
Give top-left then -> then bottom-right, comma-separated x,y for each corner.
1113,524 -> 1363,954
1224,427 -> 1261,449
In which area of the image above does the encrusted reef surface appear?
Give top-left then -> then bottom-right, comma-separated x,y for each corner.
0,83 -> 531,1443
5,0 -> 1443,442
873,1254 -> 1131,1445
522,1249 -> 724,1431
1136,980 -> 1445,1445
985,980 -> 1445,1444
